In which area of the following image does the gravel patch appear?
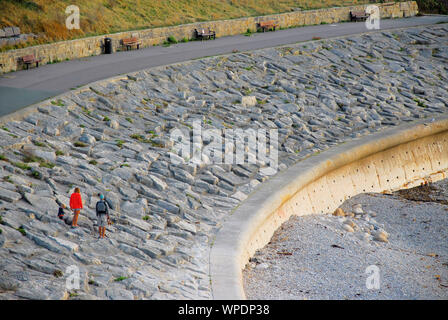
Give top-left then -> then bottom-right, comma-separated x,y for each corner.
243,179 -> 448,300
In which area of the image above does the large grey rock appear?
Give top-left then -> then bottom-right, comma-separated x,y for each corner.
277,103 -> 299,113
26,232 -> 66,254
105,287 -> 135,300
24,193 -> 59,213
48,236 -> 79,252
26,147 -> 56,163
0,277 -> 20,291
142,239 -> 175,256
156,199 -> 179,214
119,186 -> 138,201
0,187 -> 22,202
171,167 -> 194,185
105,192 -> 120,211
118,243 -> 148,260
60,123 -> 83,139
79,133 -> 96,145
111,167 -> 136,182
107,120 -> 120,129
148,175 -> 167,191
120,216 -> 152,232
121,201 -> 146,218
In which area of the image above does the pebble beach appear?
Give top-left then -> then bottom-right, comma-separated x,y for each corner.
243,179 -> 448,300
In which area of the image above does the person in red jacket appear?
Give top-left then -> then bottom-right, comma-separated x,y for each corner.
69,187 -> 83,228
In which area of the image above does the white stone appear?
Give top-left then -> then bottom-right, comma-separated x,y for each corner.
49,236 -> 79,252
353,204 -> 363,215
342,224 -> 354,232
231,191 -> 248,202
256,263 -> 269,270
108,120 -> 119,129
240,96 -> 257,107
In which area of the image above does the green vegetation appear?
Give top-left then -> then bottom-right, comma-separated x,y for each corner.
39,161 -> 55,169
51,99 -> 65,106
74,141 -> 88,148
167,35 -> 178,44
55,150 -> 64,156
116,140 -> 125,148
414,98 -> 427,108
0,154 -> 8,162
1,126 -> 10,132
89,159 -> 98,165
125,117 -> 133,123
23,155 -> 54,169
143,215 -> 150,221
17,227 -> 27,236
48,58 -> 62,64
81,106 -> 91,115
114,276 -> 129,282
103,116 -> 111,122
130,133 -> 159,144
13,162 -> 31,171
244,28 -> 253,37
163,35 -> 178,47
32,141 -> 46,147
243,88 -> 253,95
53,270 -> 63,278
31,171 -> 41,179
130,133 -> 144,140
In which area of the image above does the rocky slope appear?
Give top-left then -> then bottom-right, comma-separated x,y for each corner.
0,23 -> 447,299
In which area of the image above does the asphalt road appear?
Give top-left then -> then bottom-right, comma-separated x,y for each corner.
1,15 -> 447,117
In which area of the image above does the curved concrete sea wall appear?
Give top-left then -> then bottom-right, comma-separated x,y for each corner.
210,116 -> 448,299
0,1 -> 418,73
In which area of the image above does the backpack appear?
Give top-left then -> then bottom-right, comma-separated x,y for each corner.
57,207 -> 65,219
96,200 -> 107,215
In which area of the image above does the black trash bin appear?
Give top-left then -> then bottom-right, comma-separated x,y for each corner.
104,37 -> 112,54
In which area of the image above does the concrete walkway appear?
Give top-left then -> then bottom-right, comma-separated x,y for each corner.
1,15 -> 447,116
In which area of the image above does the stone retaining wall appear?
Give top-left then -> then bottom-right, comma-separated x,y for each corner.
0,1 -> 418,73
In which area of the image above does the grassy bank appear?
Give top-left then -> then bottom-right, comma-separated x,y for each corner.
0,0 -> 371,49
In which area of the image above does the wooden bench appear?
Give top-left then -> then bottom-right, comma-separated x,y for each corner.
350,11 -> 370,22
257,21 -> 278,32
20,54 -> 41,69
122,37 -> 141,50
194,28 -> 216,40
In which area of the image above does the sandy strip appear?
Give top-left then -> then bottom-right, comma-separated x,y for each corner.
243,179 -> 448,300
